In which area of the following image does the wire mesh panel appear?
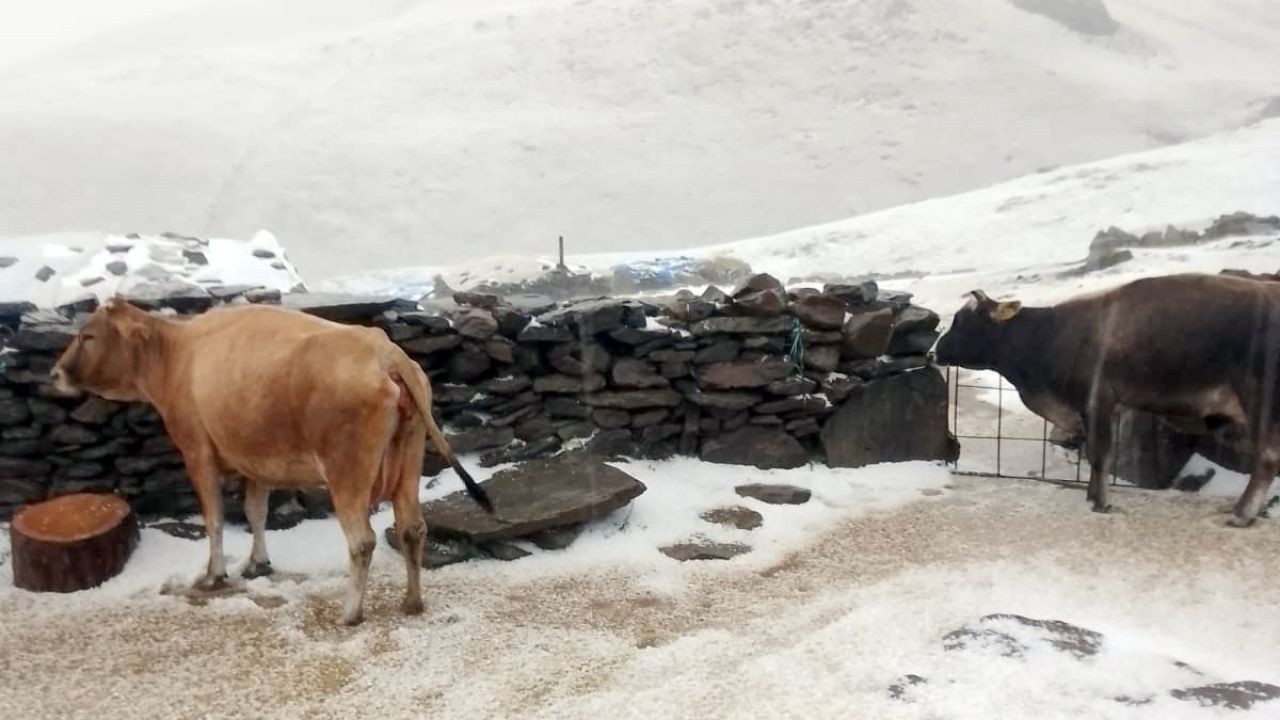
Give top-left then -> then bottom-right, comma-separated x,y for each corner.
944,365 -> 1091,486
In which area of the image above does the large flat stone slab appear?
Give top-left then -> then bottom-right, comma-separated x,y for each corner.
820,367 -> 957,468
423,454 -> 646,542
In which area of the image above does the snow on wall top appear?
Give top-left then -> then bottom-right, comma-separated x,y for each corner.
0,230 -> 305,308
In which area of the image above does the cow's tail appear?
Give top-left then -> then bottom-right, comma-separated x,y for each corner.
390,353 -> 495,514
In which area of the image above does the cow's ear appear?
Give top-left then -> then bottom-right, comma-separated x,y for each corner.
992,301 -> 1022,323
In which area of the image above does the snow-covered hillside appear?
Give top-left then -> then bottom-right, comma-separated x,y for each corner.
324,118 -> 1280,312
2,0 -> 1279,279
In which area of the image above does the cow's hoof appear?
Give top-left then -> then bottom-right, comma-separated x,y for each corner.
241,561 -> 274,580
1227,515 -> 1256,529
195,573 -> 228,592
402,597 -> 424,616
342,610 -> 364,627
1091,503 -> 1112,514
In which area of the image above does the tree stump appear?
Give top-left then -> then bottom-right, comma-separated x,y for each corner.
10,493 -> 139,593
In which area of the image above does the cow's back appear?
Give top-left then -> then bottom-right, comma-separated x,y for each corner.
1056,274 -> 1280,413
166,306 -> 398,485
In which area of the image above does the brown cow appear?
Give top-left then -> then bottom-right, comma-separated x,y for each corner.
935,273 -> 1280,526
52,298 -> 493,625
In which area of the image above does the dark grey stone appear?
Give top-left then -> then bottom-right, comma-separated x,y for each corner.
824,280 -> 879,306
534,373 -> 607,394
585,429 -> 640,458
0,477 -> 45,505
480,375 -> 531,395
452,307 -> 499,340
70,397 -> 121,425
448,349 -> 491,382
0,397 -> 30,425
735,483 -> 811,504
526,524 -> 585,550
701,426 -> 807,469
694,338 -> 741,364
12,312 -> 78,351
679,383 -> 762,411
732,288 -> 787,317
545,396 -> 590,419
0,457 -> 53,480
766,377 -> 818,396
821,368 -> 956,468
492,307 -> 531,337
611,358 -> 669,389
446,427 -> 516,455
479,436 -> 563,467
649,349 -> 696,364
125,280 -> 214,313
697,359 -> 790,389
424,454 -> 645,541
841,307 -> 895,359
401,333 -> 463,355
638,423 -> 681,445
793,294 -> 846,329
630,408 -> 670,428
803,344 -> 841,373
591,408 -> 632,429
754,396 -> 829,416
396,311 -> 452,333
691,316 -> 792,336
700,506 -> 763,530
1170,682 -> 1280,710
281,292 -> 412,321
584,389 -> 682,409
518,324 -> 574,343
660,542 -> 751,561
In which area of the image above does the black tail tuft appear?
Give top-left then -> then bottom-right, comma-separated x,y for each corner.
452,460 -> 494,513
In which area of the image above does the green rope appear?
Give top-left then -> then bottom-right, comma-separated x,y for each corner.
786,316 -> 805,378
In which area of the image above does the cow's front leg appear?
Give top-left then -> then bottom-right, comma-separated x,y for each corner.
184,452 -> 228,590
241,481 -> 274,578
1085,403 -> 1115,514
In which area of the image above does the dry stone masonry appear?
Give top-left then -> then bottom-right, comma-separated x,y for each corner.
0,273 -> 956,520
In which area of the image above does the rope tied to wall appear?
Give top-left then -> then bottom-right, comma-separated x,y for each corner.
786,316 -> 805,379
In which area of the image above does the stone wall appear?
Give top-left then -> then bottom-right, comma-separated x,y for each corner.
0,274 -> 955,520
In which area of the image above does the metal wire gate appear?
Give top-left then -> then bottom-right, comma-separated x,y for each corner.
943,365 -> 1104,487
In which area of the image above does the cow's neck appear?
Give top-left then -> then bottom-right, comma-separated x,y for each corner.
128,313 -> 177,407
992,307 -> 1057,393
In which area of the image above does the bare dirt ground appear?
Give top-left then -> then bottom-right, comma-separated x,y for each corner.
2,474 -> 1277,720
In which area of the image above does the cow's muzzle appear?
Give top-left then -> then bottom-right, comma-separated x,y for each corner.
50,367 -> 83,398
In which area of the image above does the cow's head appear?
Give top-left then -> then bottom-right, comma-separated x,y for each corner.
51,297 -> 154,402
933,290 -> 1022,370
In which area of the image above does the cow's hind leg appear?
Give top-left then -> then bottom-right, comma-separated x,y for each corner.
332,487 -> 378,626
391,419 -> 428,615
327,416 -> 393,626
1084,401 -> 1116,514
241,481 -> 274,578
1229,428 -> 1279,528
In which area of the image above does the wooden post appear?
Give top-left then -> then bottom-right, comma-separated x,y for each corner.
558,236 -> 566,270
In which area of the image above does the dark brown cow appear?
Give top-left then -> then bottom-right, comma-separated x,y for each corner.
52,298 -> 493,625
935,273 -> 1280,526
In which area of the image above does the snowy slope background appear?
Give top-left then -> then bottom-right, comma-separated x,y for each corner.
322,118 -> 1280,313
2,0 -> 1279,279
